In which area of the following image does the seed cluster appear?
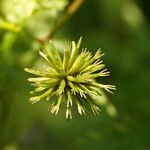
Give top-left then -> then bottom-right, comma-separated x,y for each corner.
25,37 -> 115,119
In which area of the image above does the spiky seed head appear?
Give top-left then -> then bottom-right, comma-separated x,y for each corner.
25,37 -> 115,119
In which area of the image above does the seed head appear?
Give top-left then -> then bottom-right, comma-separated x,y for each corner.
25,37 -> 115,119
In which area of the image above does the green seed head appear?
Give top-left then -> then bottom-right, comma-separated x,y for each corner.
25,37 -> 115,119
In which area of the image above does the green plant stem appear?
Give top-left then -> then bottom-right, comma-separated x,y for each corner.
37,0 -> 85,43
0,99 -> 12,149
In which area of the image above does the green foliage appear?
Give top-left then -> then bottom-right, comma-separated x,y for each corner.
0,0 -> 150,149
1,0 -> 68,24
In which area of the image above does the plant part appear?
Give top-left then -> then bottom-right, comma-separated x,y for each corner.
25,37 -> 115,119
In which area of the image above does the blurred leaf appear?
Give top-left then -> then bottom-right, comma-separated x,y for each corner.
121,1 -> 145,28
1,0 -> 37,24
0,18 -> 21,32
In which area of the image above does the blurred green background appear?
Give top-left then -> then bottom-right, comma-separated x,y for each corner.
0,0 -> 150,150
